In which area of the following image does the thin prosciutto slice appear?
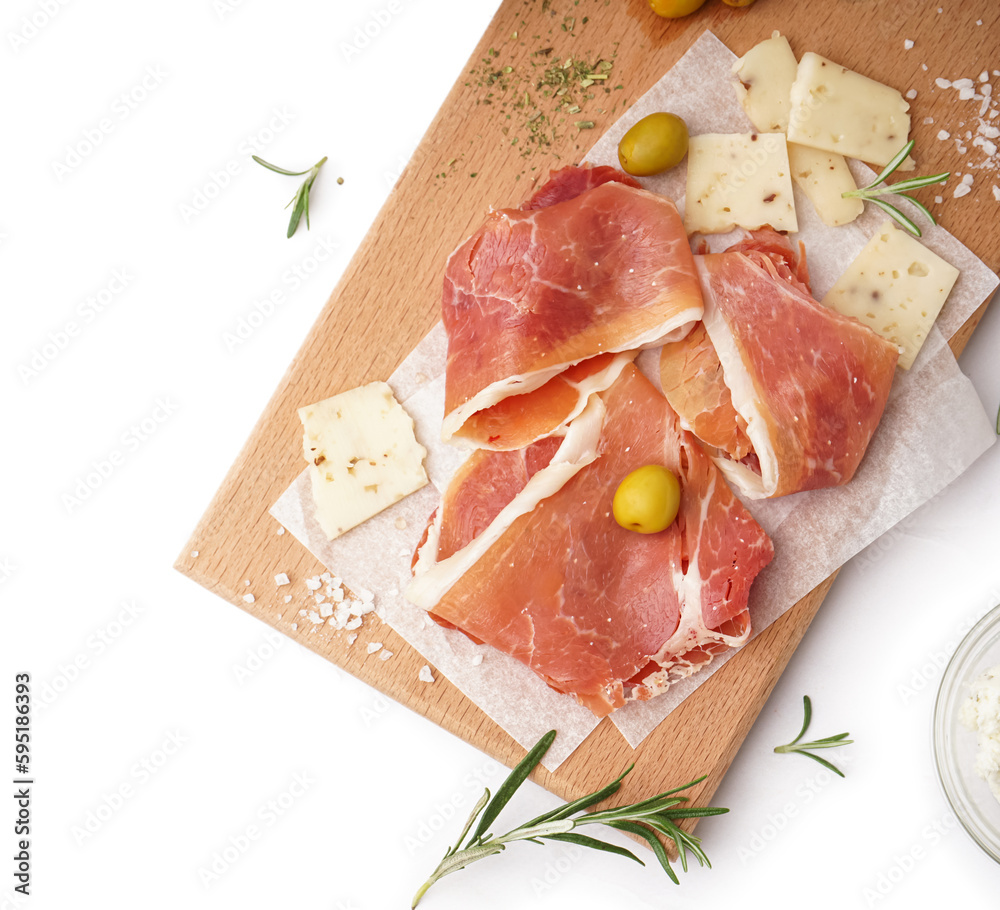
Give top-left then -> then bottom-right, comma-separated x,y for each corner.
441,167 -> 703,451
660,231 -> 899,499
408,365 -> 773,717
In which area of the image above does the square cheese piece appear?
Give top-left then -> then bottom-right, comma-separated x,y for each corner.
684,132 -> 797,235
821,221 -> 959,370
299,381 -> 428,540
733,31 -> 798,132
786,143 -> 864,227
787,52 -> 911,167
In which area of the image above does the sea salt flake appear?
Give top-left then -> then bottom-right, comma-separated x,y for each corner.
471,653 -> 484,666
906,89 -> 917,100
276,526 -> 285,535
379,650 -> 393,661
308,610 -> 324,624
367,642 -> 383,654
419,665 -> 435,683
935,78 -> 952,89
923,116 -> 935,125
992,186 -> 1000,201
305,577 -> 322,591
243,593 -> 255,603
345,616 -> 362,631
347,633 -> 358,645
954,183 -> 972,198
274,573 -> 290,586
904,39 -> 914,50
320,602 -> 334,618
283,594 -> 292,603
938,130 -> 951,140
935,195 -> 944,204
981,71 -> 990,83
190,550 -> 199,558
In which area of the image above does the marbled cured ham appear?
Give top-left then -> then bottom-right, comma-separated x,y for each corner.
408,365 -> 774,717
660,231 -> 899,498
441,167 -> 703,451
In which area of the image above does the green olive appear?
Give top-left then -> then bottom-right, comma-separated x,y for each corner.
648,0 -> 709,18
721,0 -> 756,6
617,112 -> 689,177
612,465 -> 681,534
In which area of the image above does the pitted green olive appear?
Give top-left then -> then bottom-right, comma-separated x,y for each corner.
617,112 -> 689,177
612,465 -> 681,534
648,0 -> 709,19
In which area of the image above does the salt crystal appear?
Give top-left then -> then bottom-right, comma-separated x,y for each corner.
244,579 -> 250,586
305,577 -> 322,591
331,588 -> 345,603
471,653 -> 484,666
345,617 -> 362,631
923,116 -> 935,125
274,573 -> 290,586
419,665 -> 435,683
984,140 -> 998,156
291,623 -> 297,630
992,186 -> 1000,201
320,602 -> 334,618
379,650 -> 393,661
976,18 -> 982,25
959,88 -> 976,101
314,594 -> 327,605
904,39 -> 914,50
922,64 -> 928,71
394,517 -> 408,530
190,550 -> 199,558
981,71 -> 990,83
954,78 -> 974,90
283,594 -> 292,603
962,174 -> 974,185
954,183 -> 972,198
938,130 -> 951,140
321,572 -> 332,583
243,593 -> 255,603
935,195 -> 944,204
308,610 -> 324,624
356,585 -> 374,602
299,608 -> 307,616
906,89 -> 917,100
935,78 -> 952,89
367,642 -> 383,654
984,125 -> 1000,139
276,527 -> 285,535
347,633 -> 358,645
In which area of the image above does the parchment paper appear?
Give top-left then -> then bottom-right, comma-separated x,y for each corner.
272,31 -> 998,769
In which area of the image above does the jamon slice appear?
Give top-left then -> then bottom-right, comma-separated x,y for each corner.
442,168 -> 703,450
519,164 -> 641,210
408,365 -> 774,717
661,231 -> 899,498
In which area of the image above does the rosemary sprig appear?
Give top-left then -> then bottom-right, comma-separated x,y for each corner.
412,730 -> 727,907
252,154 -> 327,238
841,140 -> 949,237
774,695 -> 853,777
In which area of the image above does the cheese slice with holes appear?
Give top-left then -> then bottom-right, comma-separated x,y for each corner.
821,221 -> 959,370
787,52 -> 911,167
299,382 -> 428,540
786,143 -> 864,226
684,132 -> 797,234
733,31 -> 798,132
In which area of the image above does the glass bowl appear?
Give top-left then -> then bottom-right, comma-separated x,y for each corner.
933,602 -> 1000,865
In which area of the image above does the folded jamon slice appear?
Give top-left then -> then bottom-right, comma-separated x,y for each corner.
441,167 -> 703,451
408,364 -> 774,717
660,231 -> 899,499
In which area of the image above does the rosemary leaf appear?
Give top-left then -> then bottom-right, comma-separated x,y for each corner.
774,696 -> 853,777
253,154 -> 328,238
412,731 -> 726,906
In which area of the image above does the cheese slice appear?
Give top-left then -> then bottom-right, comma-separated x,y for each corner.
821,221 -> 959,370
732,31 -> 798,132
684,132 -> 797,235
299,381 -> 428,540
786,143 -> 864,227
733,34 -> 863,227
787,52 -> 911,167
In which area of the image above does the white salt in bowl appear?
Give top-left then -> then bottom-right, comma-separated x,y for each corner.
933,602 -> 1000,865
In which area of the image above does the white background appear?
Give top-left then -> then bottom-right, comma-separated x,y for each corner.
3,0 -> 1000,907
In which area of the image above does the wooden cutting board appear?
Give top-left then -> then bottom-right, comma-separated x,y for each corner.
176,0 -> 999,813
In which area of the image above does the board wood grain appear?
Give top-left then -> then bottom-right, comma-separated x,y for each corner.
176,0 -> 999,817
